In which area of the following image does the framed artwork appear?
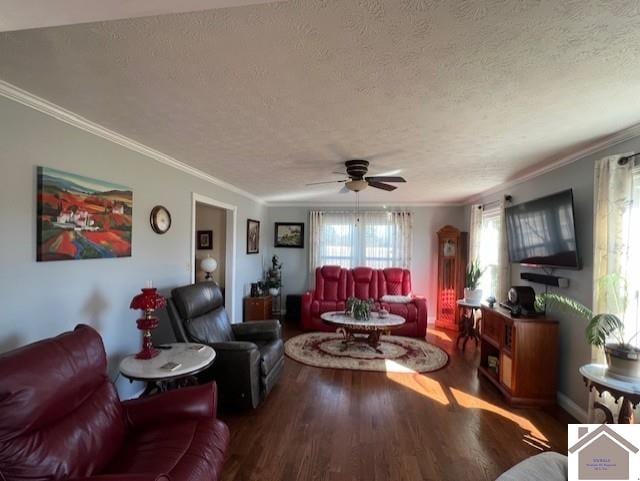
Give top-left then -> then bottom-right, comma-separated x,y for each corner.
274,222 -> 304,248
37,166 -> 133,261
197,230 -> 213,250
246,219 -> 260,254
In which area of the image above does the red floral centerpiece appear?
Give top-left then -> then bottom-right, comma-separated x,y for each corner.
130,283 -> 166,359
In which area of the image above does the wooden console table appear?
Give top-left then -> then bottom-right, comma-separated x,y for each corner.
478,305 -> 559,406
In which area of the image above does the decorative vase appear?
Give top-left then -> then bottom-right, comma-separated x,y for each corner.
605,344 -> 640,379
464,288 -> 483,304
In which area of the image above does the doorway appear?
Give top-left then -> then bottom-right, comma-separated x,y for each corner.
191,193 -> 237,322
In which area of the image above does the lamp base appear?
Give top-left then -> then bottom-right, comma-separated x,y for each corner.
135,346 -> 160,360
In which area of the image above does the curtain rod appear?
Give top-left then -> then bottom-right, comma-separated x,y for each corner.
618,153 -> 640,165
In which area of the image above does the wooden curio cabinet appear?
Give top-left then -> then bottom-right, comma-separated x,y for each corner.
435,225 -> 468,331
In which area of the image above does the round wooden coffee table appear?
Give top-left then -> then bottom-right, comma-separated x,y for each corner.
320,311 -> 405,353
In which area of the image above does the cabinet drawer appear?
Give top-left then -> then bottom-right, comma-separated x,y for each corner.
482,311 -> 503,344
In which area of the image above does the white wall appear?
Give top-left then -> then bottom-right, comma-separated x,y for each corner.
466,135 -> 640,416
0,96 -> 267,398
195,203 -> 226,285
266,205 -> 467,321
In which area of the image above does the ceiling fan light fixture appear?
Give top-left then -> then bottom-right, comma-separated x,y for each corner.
345,179 -> 368,192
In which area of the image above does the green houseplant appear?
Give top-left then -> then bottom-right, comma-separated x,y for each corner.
464,260 -> 486,304
536,275 -> 639,378
346,297 -> 374,321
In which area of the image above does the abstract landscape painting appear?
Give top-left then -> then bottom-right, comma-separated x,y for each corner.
37,167 -> 133,261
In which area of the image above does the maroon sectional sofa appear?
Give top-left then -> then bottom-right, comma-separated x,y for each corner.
301,266 -> 428,337
0,325 -> 229,481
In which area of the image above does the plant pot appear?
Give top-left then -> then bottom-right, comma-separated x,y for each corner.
605,343 -> 640,379
464,288 -> 483,304
268,287 -> 279,296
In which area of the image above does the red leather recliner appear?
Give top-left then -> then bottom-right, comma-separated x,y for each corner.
302,266 -> 428,337
0,325 -> 229,481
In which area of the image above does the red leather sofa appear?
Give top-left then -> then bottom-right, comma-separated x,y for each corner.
302,266 -> 428,337
0,325 -> 229,481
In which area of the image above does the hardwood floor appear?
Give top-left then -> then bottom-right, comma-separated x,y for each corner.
219,323 -> 573,481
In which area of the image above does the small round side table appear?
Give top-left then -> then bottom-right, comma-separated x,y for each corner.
456,299 -> 482,350
120,343 -> 215,396
580,363 -> 640,424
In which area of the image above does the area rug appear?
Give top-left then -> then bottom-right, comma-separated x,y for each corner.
284,332 -> 448,373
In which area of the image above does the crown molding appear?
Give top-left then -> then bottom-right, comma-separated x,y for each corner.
266,200 -> 465,208
0,80 -> 265,204
465,122 -> 640,204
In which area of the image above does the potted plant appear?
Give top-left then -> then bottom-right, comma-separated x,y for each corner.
464,260 -> 486,304
346,297 -> 374,321
536,276 -> 639,379
265,255 -> 282,295
264,278 -> 281,296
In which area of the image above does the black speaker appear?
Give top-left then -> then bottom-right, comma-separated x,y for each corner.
520,272 -> 569,288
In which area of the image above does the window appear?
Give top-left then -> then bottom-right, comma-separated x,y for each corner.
313,211 -> 412,270
478,205 -> 502,299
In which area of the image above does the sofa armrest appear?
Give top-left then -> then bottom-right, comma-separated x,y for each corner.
301,291 -> 314,329
69,475 -> 170,481
232,320 -> 281,341
122,383 -> 217,429
412,296 -> 428,336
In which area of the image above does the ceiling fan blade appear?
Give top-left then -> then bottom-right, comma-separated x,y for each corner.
365,176 -> 406,183
306,179 -> 348,186
339,185 -> 350,194
368,181 -> 397,191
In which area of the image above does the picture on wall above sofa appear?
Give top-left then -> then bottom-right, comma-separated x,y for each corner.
274,222 -> 304,248
37,166 -> 133,261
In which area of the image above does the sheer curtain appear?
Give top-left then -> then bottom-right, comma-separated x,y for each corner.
468,204 -> 483,262
362,211 -> 412,269
308,210 -> 412,273
473,201 -> 510,302
588,154 -> 639,422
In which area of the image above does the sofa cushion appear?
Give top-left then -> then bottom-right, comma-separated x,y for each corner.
351,267 -> 378,300
314,266 -> 348,301
379,268 -> 412,297
105,417 -> 229,481
256,339 -> 285,376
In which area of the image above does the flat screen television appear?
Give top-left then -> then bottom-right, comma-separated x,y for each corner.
505,189 -> 581,269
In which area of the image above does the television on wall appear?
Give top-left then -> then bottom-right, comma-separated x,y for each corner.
505,189 -> 581,269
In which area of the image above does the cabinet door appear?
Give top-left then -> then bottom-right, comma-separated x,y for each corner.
482,311 -> 503,345
500,353 -> 513,391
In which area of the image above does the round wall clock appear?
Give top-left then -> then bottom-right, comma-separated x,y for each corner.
150,205 -> 172,234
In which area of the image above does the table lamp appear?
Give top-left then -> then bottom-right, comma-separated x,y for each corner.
201,256 -> 218,281
130,281 -> 166,359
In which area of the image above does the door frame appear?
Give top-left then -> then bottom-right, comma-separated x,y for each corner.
191,192 -> 238,322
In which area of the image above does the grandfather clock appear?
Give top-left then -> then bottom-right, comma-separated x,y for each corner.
435,226 -> 468,331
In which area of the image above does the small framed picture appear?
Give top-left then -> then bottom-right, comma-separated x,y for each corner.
247,219 -> 260,254
274,222 -> 304,248
197,230 -> 212,250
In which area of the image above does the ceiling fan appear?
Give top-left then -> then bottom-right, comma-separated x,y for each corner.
306,160 -> 406,193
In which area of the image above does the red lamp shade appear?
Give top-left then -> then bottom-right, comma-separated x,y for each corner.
130,287 -> 166,359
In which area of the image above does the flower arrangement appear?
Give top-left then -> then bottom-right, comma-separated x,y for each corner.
346,297 -> 374,321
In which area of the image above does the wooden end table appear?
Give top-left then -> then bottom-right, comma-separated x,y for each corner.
456,299 -> 482,350
320,311 -> 405,354
120,343 -> 215,396
580,363 -> 640,424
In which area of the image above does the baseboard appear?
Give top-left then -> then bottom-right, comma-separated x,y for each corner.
557,391 -> 588,423
427,316 -> 436,325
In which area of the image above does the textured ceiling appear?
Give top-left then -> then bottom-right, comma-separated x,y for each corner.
2,0 -> 640,204
0,0 -> 283,32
